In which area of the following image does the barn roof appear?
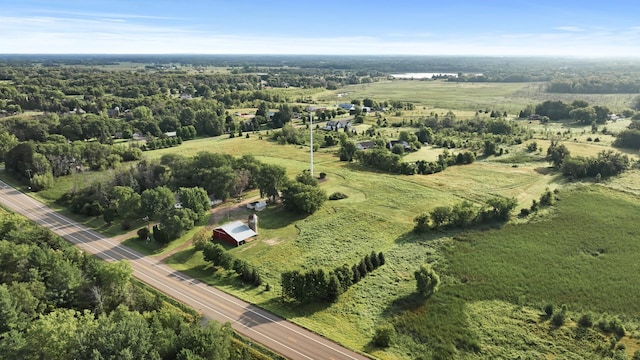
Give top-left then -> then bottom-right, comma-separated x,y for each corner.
214,221 -> 256,242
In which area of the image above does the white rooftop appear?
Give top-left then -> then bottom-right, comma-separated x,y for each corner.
215,221 -> 256,242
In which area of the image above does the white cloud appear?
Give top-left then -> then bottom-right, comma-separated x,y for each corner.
555,26 -> 584,32
1,15 -> 639,57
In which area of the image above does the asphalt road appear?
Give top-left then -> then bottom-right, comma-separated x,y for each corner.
0,180 -> 370,360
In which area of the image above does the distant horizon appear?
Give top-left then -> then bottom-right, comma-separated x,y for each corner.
1,54 -> 639,60
3,1 -> 640,57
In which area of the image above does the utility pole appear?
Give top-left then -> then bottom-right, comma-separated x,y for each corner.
25,169 -> 32,190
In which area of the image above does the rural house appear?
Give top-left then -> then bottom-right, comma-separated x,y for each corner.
356,141 -> 377,150
387,140 -> 412,151
338,103 -> 355,111
322,119 -> 351,131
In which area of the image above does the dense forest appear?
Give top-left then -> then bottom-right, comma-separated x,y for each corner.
0,208 -> 265,360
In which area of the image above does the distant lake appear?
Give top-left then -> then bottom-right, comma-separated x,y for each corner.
389,72 -> 459,79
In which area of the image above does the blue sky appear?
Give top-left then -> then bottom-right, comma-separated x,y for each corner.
2,0 -> 640,56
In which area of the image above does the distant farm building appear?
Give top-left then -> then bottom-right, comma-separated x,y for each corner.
323,119 -> 351,131
387,140 -> 411,151
212,220 -> 257,247
338,103 -> 355,111
356,141 -> 377,150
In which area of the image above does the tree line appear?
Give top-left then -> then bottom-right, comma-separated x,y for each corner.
519,99 -> 613,123
3,139 -> 143,191
56,152 -> 326,242
281,251 -> 385,304
199,242 -> 263,287
413,197 -> 518,232
547,76 -> 640,94
546,140 -> 631,180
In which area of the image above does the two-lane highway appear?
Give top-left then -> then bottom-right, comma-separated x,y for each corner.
0,180 -> 370,360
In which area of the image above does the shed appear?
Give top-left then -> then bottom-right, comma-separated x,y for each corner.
213,221 -> 257,247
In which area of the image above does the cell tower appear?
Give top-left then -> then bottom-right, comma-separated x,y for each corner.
309,111 -> 314,177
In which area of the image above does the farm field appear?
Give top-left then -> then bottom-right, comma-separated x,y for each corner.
316,80 -> 637,115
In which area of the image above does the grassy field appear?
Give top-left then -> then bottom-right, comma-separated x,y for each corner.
315,80 -> 637,115
141,136 -> 555,354
387,184 -> 640,359
144,133 -> 640,359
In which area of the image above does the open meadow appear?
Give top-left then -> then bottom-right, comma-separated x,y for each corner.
316,80 -> 636,116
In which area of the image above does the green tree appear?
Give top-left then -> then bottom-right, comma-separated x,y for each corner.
484,197 -> 518,221
413,213 -> 430,233
295,170 -> 318,186
111,186 -> 141,219
271,104 -> 293,128
257,164 -> 287,201
281,181 -> 327,214
430,206 -> 452,229
569,107 -> 596,124
132,106 -> 153,121
593,105 -> 611,124
416,125 -> 434,144
177,187 -> 210,221
546,140 -> 570,168
326,273 -> 342,302
483,140 -> 496,156
338,141 -> 357,162
372,324 -> 396,348
0,131 -> 18,162
140,186 -> 174,220
179,108 -> 196,126
24,308 -> 95,360
0,284 -> 18,333
415,264 -> 440,298
160,208 -> 198,240
256,102 -> 269,117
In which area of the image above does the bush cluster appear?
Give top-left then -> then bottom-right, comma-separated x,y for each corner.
142,136 -> 183,151
329,192 -> 348,200
414,197 -> 517,232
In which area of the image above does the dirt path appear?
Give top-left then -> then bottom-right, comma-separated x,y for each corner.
153,195 -> 261,261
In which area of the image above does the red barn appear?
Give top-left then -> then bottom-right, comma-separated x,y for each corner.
212,221 -> 257,247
